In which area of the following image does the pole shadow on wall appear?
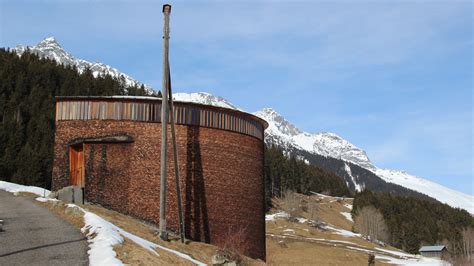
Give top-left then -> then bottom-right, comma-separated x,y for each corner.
185,126 -> 210,243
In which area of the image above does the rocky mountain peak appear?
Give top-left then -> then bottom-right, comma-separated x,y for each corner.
254,108 -> 302,137
38,37 -> 61,47
312,132 -> 374,170
12,37 -> 153,94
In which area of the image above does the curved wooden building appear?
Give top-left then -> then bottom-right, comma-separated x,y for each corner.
51,96 -> 268,260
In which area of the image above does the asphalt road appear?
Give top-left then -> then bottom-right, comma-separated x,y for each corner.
0,190 -> 88,266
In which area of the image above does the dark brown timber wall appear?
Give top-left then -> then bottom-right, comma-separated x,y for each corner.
52,119 -> 266,260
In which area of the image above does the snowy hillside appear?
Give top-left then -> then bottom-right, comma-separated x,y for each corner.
253,108 -> 474,214
13,37 -> 153,94
375,169 -> 474,214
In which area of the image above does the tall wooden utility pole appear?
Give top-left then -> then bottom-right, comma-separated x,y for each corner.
159,3 -> 171,241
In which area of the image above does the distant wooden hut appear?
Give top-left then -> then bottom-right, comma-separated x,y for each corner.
419,245 -> 448,260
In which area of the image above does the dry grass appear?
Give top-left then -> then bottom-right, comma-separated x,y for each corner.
36,199 -> 212,264
266,237 -> 377,266
266,193 -> 405,265
85,204 -> 216,264
85,204 -> 263,266
272,193 -> 355,231
28,190 -> 409,265
34,199 -> 85,229
15,191 -> 42,198
31,196 -> 264,265
114,239 -> 195,266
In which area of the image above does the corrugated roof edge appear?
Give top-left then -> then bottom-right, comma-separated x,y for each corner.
54,96 -> 269,130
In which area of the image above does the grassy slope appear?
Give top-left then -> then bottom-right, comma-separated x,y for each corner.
31,195 -> 262,265
21,190 -> 427,265
265,193 -> 417,265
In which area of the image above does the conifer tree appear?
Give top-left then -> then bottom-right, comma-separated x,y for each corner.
0,49 -> 155,188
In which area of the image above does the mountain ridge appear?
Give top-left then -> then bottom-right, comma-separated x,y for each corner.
253,108 -> 474,214
13,37 -> 154,94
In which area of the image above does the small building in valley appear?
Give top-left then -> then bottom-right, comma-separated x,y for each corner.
51,96 -> 268,260
419,245 -> 448,260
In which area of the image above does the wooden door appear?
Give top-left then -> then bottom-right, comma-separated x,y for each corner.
70,145 -> 85,187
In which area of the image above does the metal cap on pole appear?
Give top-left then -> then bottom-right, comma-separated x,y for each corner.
162,4 -> 171,13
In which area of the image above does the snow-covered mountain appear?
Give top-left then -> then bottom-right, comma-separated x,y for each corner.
173,92 -> 239,110
374,168 -> 474,214
253,107 -> 474,214
13,37 -> 153,94
254,108 -> 375,170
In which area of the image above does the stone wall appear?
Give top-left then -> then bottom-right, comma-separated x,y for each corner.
52,120 -> 266,260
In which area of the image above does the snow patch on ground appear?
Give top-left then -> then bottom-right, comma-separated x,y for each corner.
347,246 -> 449,265
375,247 -> 416,258
266,211 -> 289,221
310,191 -> 352,200
323,224 -> 361,238
325,239 -> 358,245
340,212 -> 353,222
0,181 -> 50,197
296,217 -> 308,223
376,254 -> 450,266
35,197 -> 58,202
65,204 -> 205,266
80,209 -> 127,265
152,241 -> 206,266
343,203 -> 353,210
346,246 -> 373,253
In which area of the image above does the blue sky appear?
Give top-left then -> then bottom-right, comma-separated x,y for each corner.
1,1 -> 472,195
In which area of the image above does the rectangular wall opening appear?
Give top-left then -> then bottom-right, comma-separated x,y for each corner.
69,144 -> 85,187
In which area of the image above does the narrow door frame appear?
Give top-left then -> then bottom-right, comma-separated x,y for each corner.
69,144 -> 85,188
